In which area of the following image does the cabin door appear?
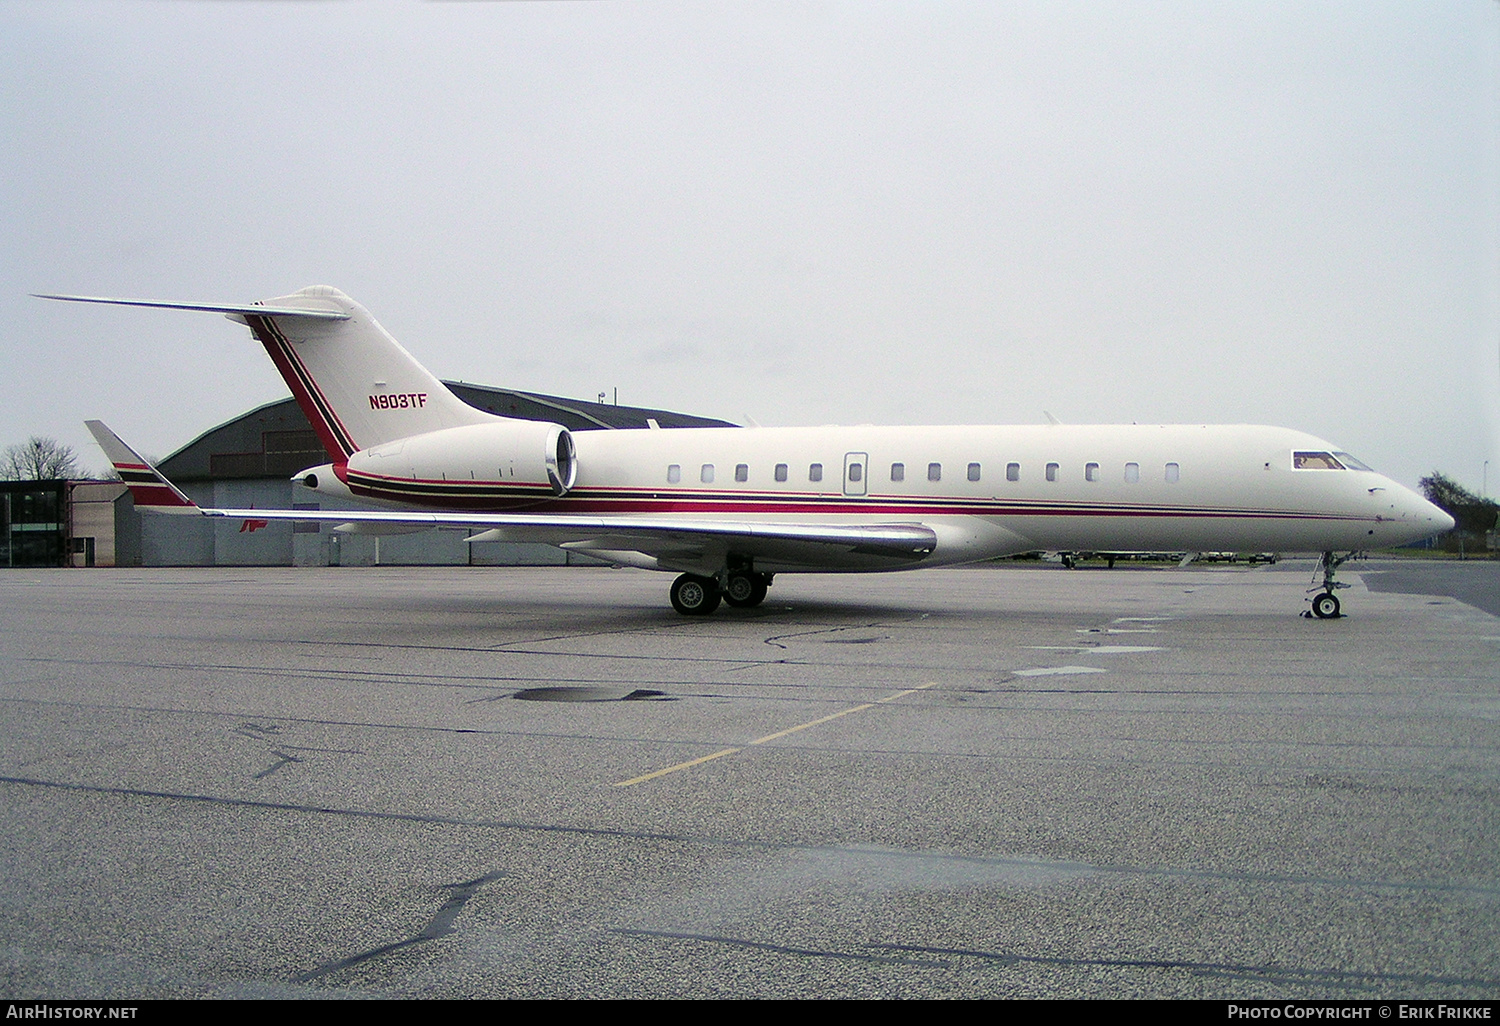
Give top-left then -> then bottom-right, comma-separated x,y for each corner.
843,452 -> 868,497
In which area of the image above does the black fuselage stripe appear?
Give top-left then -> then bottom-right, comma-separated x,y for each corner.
264,317 -> 356,456
248,315 -> 357,459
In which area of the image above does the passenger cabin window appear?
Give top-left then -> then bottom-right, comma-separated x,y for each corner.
967,463 -> 981,482
1085,462 -> 1100,482
890,462 -> 905,482
735,464 -> 749,483
775,463 -> 788,482
667,464 -> 681,484
1045,463 -> 1059,483
1165,462 -> 1180,483
809,463 -> 823,482
1293,451 -> 1345,470
928,463 -> 942,482
848,463 -> 863,482
1124,462 -> 1139,483
1006,462 -> 1020,482
701,464 -> 715,483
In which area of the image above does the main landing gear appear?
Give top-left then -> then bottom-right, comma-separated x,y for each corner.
670,574 -> 720,615
1305,550 -> 1353,619
723,571 -> 770,608
669,571 -> 773,615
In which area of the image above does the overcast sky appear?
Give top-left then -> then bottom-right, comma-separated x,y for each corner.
3,1 -> 1497,493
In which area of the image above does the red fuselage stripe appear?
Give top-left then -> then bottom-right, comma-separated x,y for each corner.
341,478 -> 1372,523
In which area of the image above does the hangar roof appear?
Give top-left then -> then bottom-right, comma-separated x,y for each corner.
158,384 -> 735,481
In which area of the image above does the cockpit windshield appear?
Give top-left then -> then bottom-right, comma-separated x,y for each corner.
1332,452 -> 1374,471
1292,451 -> 1376,471
1293,451 -> 1345,470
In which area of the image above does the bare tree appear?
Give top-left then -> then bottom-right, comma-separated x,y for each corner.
1420,472 -> 1498,533
2,437 -> 82,481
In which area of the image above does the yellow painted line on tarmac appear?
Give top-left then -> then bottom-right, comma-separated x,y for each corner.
613,747 -> 744,787
748,703 -> 874,745
613,681 -> 939,787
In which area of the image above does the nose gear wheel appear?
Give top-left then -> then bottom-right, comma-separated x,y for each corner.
1305,551 -> 1354,619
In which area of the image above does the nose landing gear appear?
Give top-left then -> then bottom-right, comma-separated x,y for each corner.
1311,591 -> 1341,619
1305,551 -> 1354,619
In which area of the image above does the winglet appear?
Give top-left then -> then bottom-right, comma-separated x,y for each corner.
84,421 -> 199,514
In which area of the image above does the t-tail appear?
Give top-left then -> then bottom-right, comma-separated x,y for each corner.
40,287 -> 495,461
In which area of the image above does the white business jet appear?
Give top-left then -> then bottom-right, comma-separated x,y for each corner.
40,286 -> 1452,617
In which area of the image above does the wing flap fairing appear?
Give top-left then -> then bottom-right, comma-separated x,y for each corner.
205,504 -> 939,562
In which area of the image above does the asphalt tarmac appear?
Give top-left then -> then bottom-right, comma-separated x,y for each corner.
1360,557 -> 1500,617
0,558 -> 1496,999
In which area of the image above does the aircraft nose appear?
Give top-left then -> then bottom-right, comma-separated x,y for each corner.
1363,481 -> 1453,547
1397,488 -> 1453,535
1431,503 -> 1456,534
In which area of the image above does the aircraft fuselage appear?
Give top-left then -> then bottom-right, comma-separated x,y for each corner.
308,422 -> 1442,574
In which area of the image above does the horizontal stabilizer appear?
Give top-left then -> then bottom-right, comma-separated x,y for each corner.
35,294 -> 349,320
46,286 -> 495,460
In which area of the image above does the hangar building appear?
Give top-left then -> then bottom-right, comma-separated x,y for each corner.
89,384 -> 733,567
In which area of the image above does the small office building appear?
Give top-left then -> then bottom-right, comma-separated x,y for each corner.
1,479 -> 129,568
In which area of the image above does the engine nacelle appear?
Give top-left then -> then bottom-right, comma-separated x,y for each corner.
339,420 -> 578,498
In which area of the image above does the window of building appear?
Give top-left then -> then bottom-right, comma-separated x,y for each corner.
891,462 -> 905,482
1085,462 -> 1100,482
735,464 -> 749,483
667,464 -> 681,484
1006,462 -> 1020,482
928,462 -> 942,482
1165,462 -> 1179,483
967,462 -> 981,482
1046,462 -> 1059,482
292,502 -> 321,534
809,463 -> 823,482
775,463 -> 788,482
701,464 -> 715,483
1124,462 -> 1139,483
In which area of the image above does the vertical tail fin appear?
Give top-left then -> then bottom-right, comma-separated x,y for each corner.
234,286 -> 494,459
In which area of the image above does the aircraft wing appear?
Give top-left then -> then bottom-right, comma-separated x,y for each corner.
215,507 -> 936,566
87,421 -> 937,569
